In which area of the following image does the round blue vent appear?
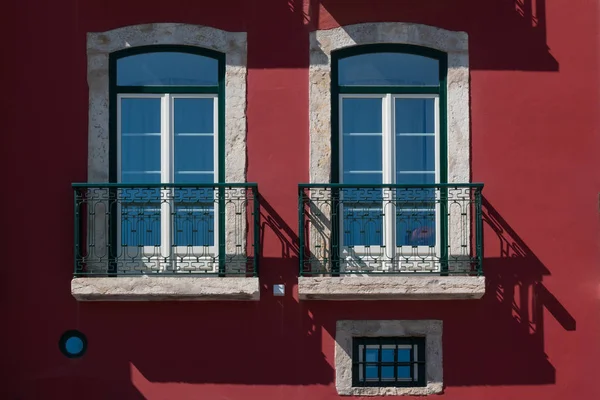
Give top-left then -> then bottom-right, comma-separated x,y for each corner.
59,330 -> 87,358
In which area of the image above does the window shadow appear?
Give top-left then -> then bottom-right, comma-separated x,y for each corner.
301,195 -> 575,387
310,0 -> 558,71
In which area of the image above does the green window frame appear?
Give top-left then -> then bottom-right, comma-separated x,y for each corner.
107,45 -> 227,273
108,44 -> 226,183
330,44 -> 449,273
352,337 -> 427,387
331,43 -> 448,184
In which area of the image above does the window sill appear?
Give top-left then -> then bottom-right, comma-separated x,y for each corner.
338,384 -> 443,396
71,276 -> 260,301
298,276 -> 485,300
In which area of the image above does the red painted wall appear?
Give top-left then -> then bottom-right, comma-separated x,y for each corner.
2,0 -> 600,398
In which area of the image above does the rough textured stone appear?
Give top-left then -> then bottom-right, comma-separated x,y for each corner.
86,23 -> 249,275
87,23 -> 247,185
71,277 -> 259,301
298,276 -> 485,300
336,320 -> 443,396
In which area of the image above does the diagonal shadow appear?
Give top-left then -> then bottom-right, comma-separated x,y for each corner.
312,0 -> 558,71
443,196 -> 575,386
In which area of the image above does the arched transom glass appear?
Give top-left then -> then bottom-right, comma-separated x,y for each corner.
333,45 -> 447,272
110,46 -> 224,266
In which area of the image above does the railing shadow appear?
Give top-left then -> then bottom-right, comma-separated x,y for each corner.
443,196 -> 575,386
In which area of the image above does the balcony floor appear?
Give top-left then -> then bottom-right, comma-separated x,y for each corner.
72,276 -> 260,301
298,276 -> 485,300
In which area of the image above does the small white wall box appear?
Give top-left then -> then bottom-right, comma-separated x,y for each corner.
273,284 -> 285,296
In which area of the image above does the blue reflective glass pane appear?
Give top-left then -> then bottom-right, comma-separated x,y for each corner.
174,98 -> 215,183
343,135 -> 382,173
121,98 -> 161,133
395,98 -> 435,133
381,348 -> 395,362
397,209 -> 436,246
343,172 -> 382,185
365,348 -> 379,362
342,98 -> 382,134
174,98 -> 214,133
381,366 -> 395,380
342,98 -> 382,186
397,366 -> 412,380
343,188 -> 383,247
396,136 -> 435,172
65,337 -> 84,355
395,173 -> 435,185
120,98 -> 161,184
365,366 -> 379,380
121,136 -> 161,177
344,205 -> 383,247
339,53 -> 439,86
397,348 -> 411,362
121,205 -> 161,246
117,52 -> 218,86
173,206 -> 215,246
120,172 -> 161,184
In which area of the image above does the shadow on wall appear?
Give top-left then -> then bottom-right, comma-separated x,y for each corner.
308,0 -> 558,71
298,195 -> 575,388
10,195 -> 578,396
443,196 -> 575,386
9,192 -> 330,399
124,193 -> 331,391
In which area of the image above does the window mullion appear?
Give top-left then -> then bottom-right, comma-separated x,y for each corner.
161,94 -> 172,269
384,94 -> 395,264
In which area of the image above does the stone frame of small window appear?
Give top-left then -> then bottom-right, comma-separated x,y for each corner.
336,320 -> 443,396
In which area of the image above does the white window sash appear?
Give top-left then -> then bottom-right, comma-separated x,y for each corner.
116,93 -> 219,273
339,93 -> 441,273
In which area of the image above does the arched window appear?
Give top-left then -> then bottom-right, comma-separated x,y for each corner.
332,44 -> 447,269
109,45 -> 224,259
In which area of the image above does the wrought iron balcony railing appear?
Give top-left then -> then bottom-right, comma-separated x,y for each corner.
73,183 -> 259,277
298,183 -> 484,276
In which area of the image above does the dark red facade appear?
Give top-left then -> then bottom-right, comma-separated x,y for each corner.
3,0 -> 600,398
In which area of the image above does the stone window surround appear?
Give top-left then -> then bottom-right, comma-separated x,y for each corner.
335,320 -> 443,396
309,22 -> 469,186
74,23 -> 257,301
300,23 -> 483,299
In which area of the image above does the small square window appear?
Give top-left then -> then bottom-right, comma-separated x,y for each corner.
352,337 -> 426,387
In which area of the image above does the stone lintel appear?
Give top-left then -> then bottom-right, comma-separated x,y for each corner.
72,277 -> 260,301
298,276 -> 485,300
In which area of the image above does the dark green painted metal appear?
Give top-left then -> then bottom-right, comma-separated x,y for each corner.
330,44 -> 450,277
298,186 -> 304,276
352,337 -> 426,388
108,46 -> 228,275
73,183 -> 258,188
299,183 -> 483,189
438,52 -> 449,275
334,43 -> 448,63
252,186 -> 260,277
73,190 -> 80,275
331,48 -> 341,183
298,184 -> 484,276
72,183 -> 259,277
475,188 -> 484,276
111,44 -> 224,59
331,186 -> 340,275
217,50 -> 226,275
